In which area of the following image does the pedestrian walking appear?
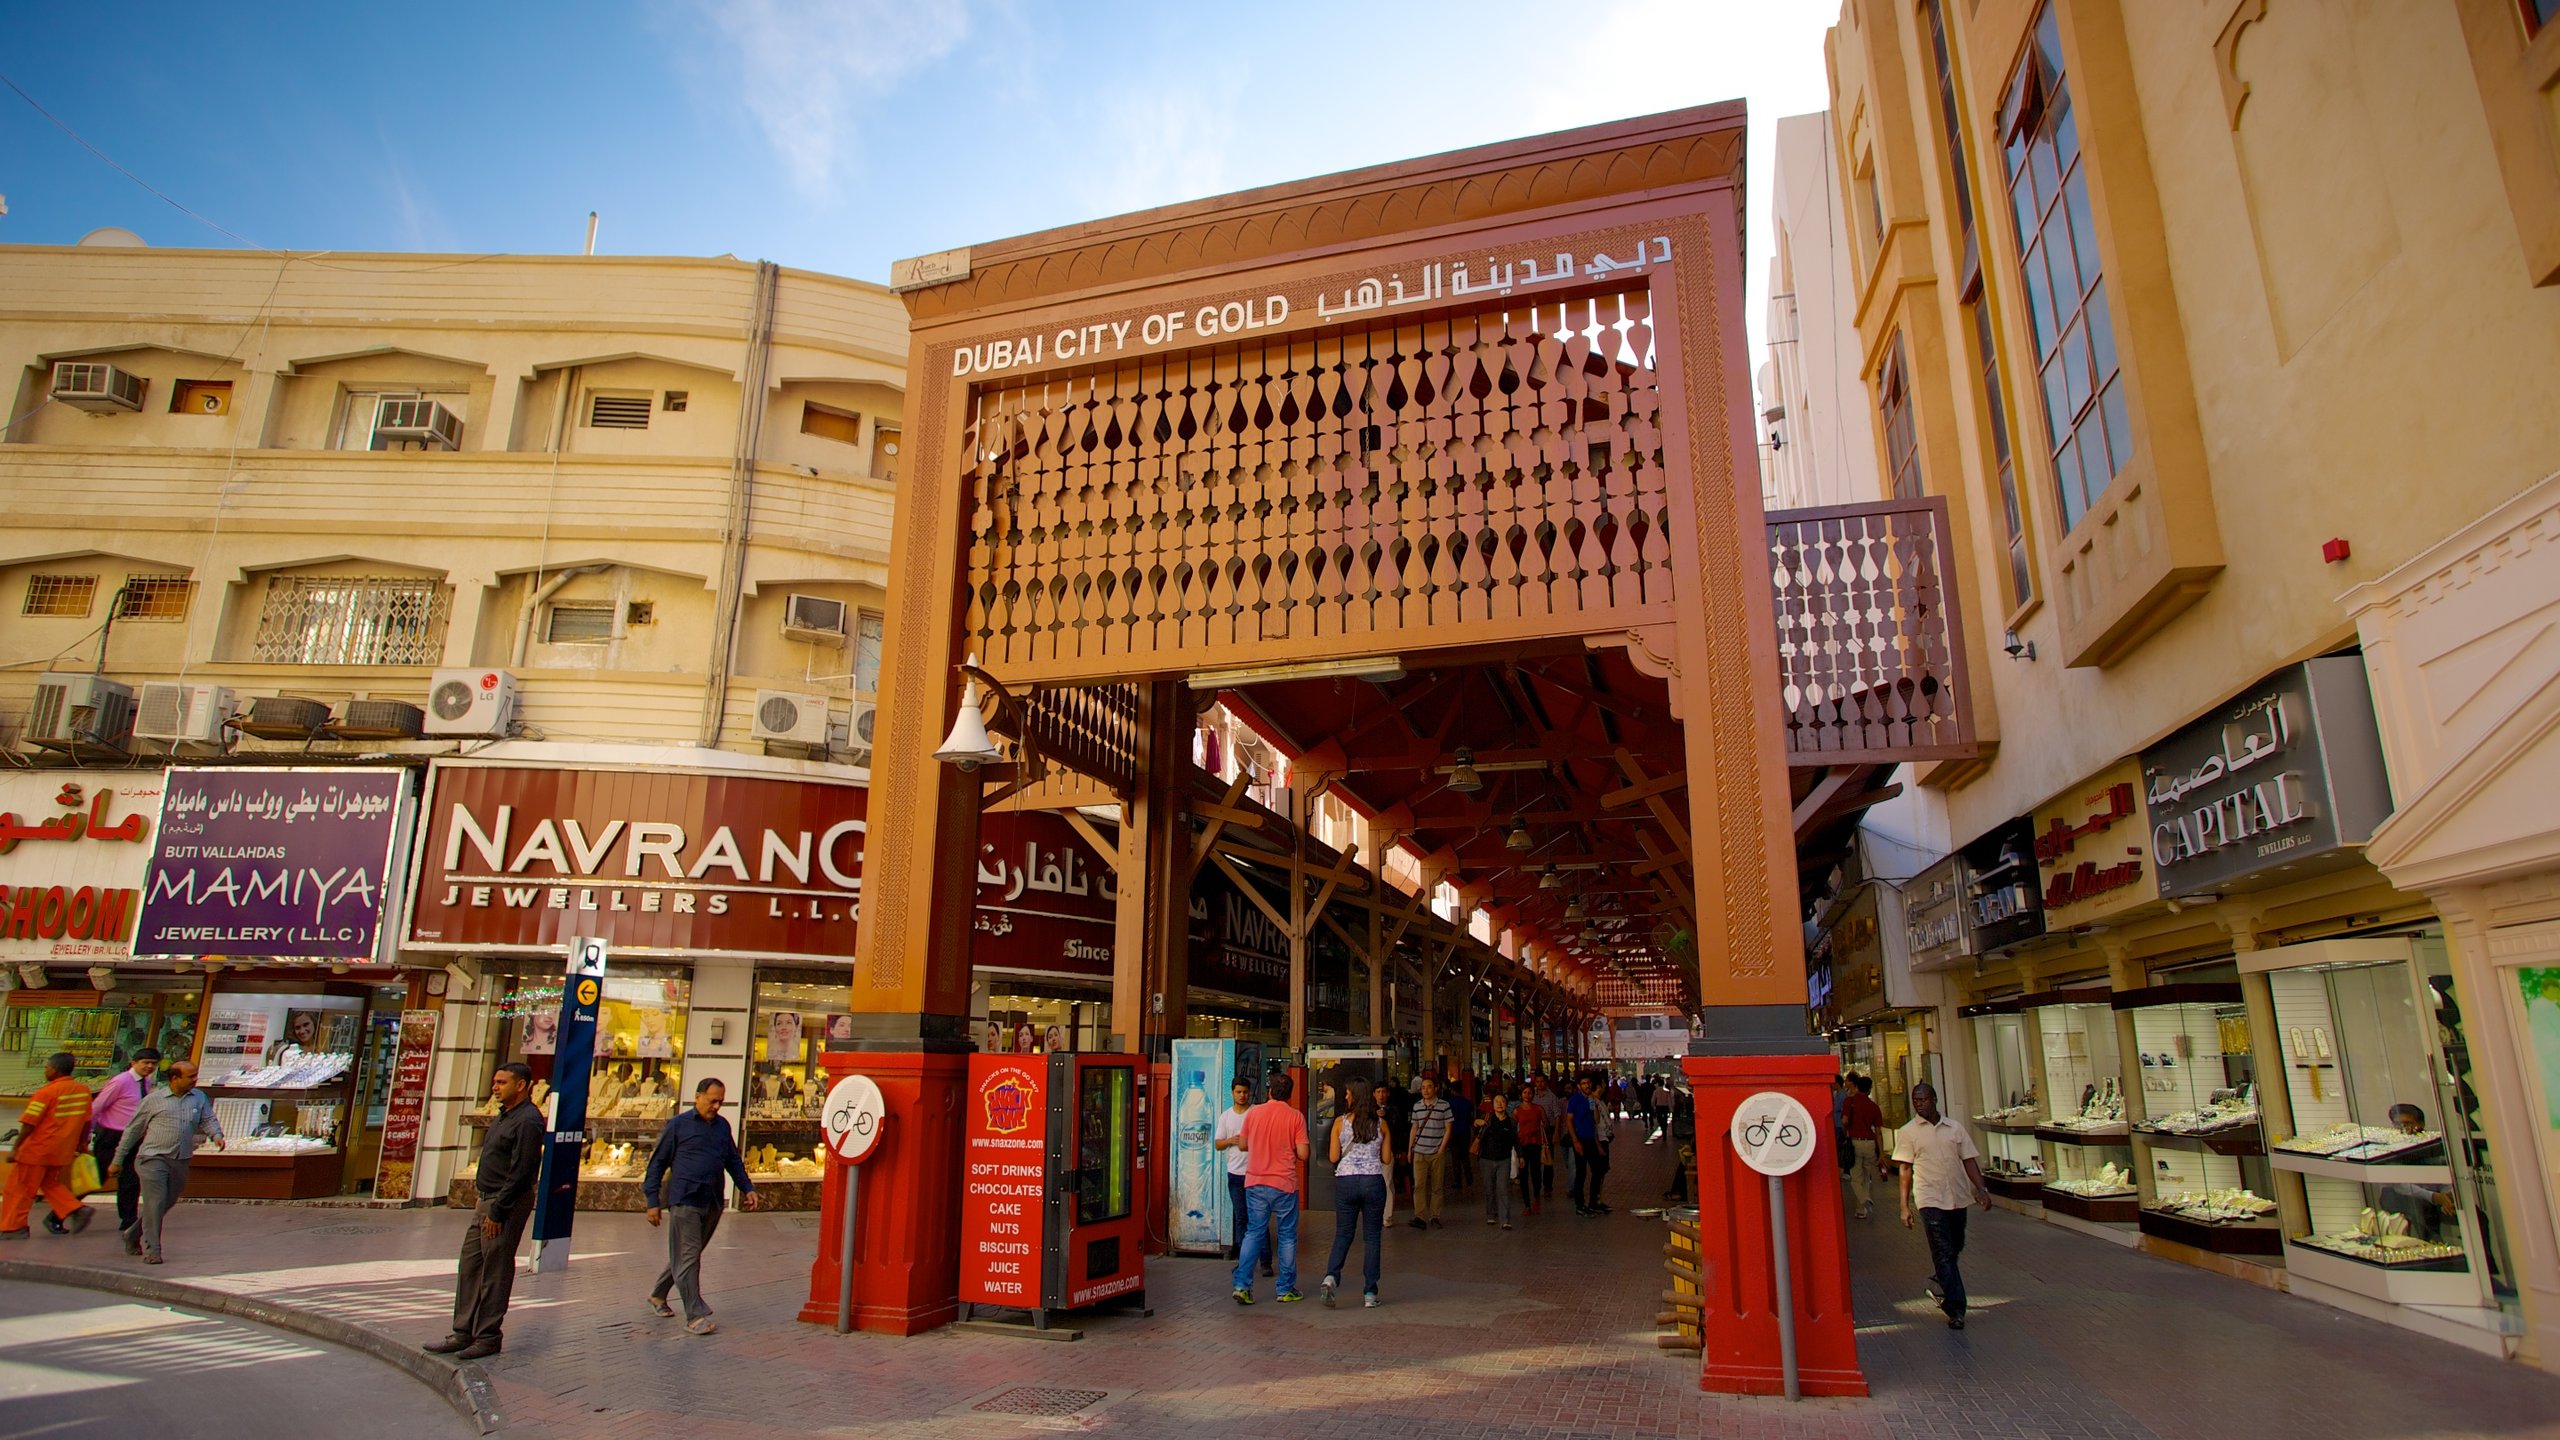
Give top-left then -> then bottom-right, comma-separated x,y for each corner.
1650,1075 -> 1675,1143
1534,1076 -> 1574,1203
1211,1077 -> 1268,1272
1445,1083 -> 1473,1193
1230,1072 -> 1308,1305
426,1062 -> 544,1360
1512,1081 -> 1549,1214
1663,1081 -> 1697,1202
2,1053 -> 94,1241
1472,1092 -> 1519,1229
1843,1073 -> 1886,1220
643,1078 -> 760,1334
1893,1081 -> 1994,1330
1377,1080 -> 1413,1205
1405,1074 -> 1454,1231
90,1048 -> 158,1237
1568,1074 -> 1612,1216
110,1060 -> 222,1263
1320,1084 -> 1393,1308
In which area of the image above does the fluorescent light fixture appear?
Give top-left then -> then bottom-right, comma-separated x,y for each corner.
1184,655 -> 1404,689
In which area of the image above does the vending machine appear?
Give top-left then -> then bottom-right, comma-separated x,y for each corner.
960,1050 -> 1147,1329
1170,1038 -> 1268,1255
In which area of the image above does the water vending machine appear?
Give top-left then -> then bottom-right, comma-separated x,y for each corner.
959,1050 -> 1148,1329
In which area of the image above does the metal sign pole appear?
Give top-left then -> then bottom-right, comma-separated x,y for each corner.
1768,1172 -> 1799,1401
531,937 -> 607,1274
835,1164 -> 861,1334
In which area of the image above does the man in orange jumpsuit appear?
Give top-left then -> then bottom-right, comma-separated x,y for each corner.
3,1051 -> 97,1239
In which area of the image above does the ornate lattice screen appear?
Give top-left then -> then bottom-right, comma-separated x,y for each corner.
960,291 -> 1679,682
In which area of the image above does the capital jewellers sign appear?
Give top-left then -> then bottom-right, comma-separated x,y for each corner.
406,763 -> 868,961
2139,656 -> 2391,899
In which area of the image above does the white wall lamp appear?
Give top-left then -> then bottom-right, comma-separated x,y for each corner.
934,653 -> 1008,771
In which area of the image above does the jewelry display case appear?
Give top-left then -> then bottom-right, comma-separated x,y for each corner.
1963,1000 -> 2044,1202
2118,983 -> 2278,1257
2027,990 -> 2136,1225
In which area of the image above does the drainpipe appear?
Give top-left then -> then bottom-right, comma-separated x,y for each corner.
700,260 -> 780,746
513,566 -> 607,666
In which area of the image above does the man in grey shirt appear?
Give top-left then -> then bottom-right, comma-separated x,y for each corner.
111,1059 -> 224,1264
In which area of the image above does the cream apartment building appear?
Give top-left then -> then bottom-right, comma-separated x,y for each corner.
0,237 -> 907,1209
1824,0 -> 2560,1367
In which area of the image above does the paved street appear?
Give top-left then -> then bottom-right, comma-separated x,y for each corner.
4,1123 -> 2556,1438
0,1280 -> 469,1440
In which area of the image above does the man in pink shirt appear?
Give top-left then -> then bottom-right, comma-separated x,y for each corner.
90,1048 -> 160,1236
1229,1073 -> 1309,1305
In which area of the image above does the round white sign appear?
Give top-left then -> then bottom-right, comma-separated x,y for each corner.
823,1074 -> 888,1164
1728,1090 -> 1818,1177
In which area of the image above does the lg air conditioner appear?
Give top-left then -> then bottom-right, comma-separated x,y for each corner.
134,682 -> 238,746
425,668 -> 518,737
50,361 -> 145,414
372,397 -> 462,451
752,690 -> 831,747
26,673 -> 136,753
781,594 -> 849,645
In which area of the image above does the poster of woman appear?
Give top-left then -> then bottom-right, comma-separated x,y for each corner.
770,1010 -> 805,1063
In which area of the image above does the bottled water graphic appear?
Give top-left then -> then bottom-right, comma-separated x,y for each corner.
1177,1071 -> 1215,1150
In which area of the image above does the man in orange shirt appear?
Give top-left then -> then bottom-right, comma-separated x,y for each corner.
4,1052 -> 97,1239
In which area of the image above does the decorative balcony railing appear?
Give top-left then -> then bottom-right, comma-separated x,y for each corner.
1767,496 -> 1976,765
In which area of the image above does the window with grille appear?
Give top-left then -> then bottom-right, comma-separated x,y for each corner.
253,576 -> 450,665
587,393 -> 652,429
546,603 -> 616,643
2001,4 -> 2128,532
117,574 -> 194,621
1878,335 -> 1924,502
22,574 -> 97,618
854,610 -> 885,695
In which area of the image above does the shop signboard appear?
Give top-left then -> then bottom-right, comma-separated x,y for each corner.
973,810 -> 1117,977
1961,818 -> 2045,953
959,1054 -> 1049,1309
2029,758 -> 2159,931
532,937 -> 608,1272
2141,656 -> 2394,899
0,771 -> 160,965
1826,888 -> 1887,1023
1189,865 -> 1291,1003
371,1008 -> 440,1202
1904,853 -> 1973,973
134,767 -> 408,960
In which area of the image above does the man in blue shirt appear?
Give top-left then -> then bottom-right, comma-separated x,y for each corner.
644,1077 -> 759,1334
1568,1074 -> 1611,1216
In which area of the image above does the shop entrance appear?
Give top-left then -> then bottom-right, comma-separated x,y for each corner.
825,105 -> 1975,1395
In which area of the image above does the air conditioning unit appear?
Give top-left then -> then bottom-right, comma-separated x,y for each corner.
236,694 -> 332,740
372,397 -> 462,451
753,690 -> 831,747
845,698 -> 879,757
331,698 -> 425,741
425,668 -> 517,737
26,673 -> 135,752
134,682 -> 238,746
50,361 -> 144,414
781,593 -> 849,645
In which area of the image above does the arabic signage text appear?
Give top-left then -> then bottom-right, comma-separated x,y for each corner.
135,768 -> 408,959
372,1009 -> 439,1202
2029,759 -> 2158,929
0,774 -> 158,961
2140,656 -> 2393,898
952,236 -> 1678,380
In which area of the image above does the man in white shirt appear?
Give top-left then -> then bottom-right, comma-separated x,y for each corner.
1210,1079 -> 1268,1274
1891,1081 -> 1993,1330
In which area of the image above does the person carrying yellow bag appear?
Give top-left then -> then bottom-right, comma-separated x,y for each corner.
2,1052 -> 97,1241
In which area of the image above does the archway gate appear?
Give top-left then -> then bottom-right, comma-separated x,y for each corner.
818,105 -> 1973,1399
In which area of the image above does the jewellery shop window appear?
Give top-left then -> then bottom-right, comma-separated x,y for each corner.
2260,935 -> 2504,1299
475,965 -> 690,1181
745,970 -> 843,1193
2032,992 -> 2136,1213
1965,1005 -> 2041,1193
1,977 -> 208,1133
2120,979 -> 2276,1253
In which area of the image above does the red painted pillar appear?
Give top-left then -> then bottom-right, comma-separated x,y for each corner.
1681,1052 -> 1867,1397
799,1049 -> 969,1335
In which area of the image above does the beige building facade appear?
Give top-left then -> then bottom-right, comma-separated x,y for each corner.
1825,0 -> 2560,1366
0,240 -> 907,1209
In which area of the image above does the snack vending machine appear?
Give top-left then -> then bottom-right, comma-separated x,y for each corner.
960,1050 -> 1148,1329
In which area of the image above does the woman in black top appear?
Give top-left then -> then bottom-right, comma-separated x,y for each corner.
1471,1094 -> 1519,1230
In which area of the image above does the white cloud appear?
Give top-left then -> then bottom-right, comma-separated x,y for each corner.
1070,83 -> 1241,221
684,0 -> 974,199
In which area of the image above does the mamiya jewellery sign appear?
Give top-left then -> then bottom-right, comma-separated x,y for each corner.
2030,758 -> 2158,930
2139,656 -> 2392,899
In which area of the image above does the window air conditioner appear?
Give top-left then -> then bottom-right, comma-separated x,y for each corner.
134,682 -> 238,746
26,672 -> 136,752
372,397 -> 462,451
752,690 -> 832,747
781,594 -> 849,645
425,668 -> 517,736
50,361 -> 146,414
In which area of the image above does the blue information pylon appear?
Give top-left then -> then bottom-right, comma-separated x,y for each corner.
531,937 -> 608,1273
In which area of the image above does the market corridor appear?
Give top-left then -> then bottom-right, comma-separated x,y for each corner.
4,1118 -> 2556,1438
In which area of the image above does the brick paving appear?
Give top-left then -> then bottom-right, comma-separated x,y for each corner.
15,1120 -> 2560,1437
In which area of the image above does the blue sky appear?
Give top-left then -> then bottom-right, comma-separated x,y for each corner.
2,1 -> 1835,340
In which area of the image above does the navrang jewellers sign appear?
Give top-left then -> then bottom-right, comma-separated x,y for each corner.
2140,656 -> 2392,899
